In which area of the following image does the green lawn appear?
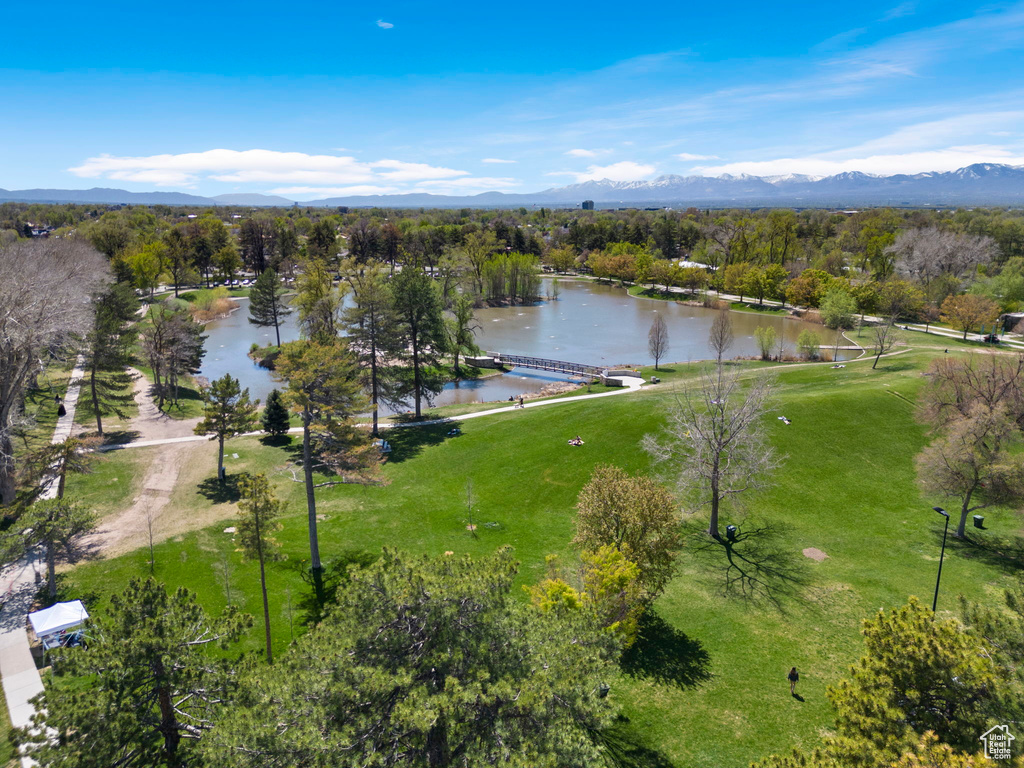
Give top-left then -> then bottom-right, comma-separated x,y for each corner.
61,342 -> 1023,767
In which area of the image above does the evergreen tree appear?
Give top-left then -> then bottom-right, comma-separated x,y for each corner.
261,388 -> 290,437
193,374 -> 260,482
4,498 -> 96,600
82,282 -> 138,436
341,265 -> 401,437
275,340 -> 372,600
247,268 -> 292,347
202,549 -> 619,768
391,267 -> 447,418
237,473 -> 284,664
21,578 -> 251,767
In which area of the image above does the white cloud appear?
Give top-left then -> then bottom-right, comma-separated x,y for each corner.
481,158 -> 516,164
675,152 -> 720,161
566,148 -> 599,157
692,146 -> 1024,177
573,161 -> 656,182
69,149 -> 470,189
376,19 -> 393,28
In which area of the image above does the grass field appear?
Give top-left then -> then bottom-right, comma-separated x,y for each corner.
61,342 -> 1024,767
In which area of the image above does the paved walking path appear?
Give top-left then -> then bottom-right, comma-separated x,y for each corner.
1,356 -> 86,766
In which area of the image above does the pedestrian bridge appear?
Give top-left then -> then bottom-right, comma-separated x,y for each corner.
465,353 -> 639,386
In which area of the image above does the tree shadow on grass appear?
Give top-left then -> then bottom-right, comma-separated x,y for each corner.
688,518 -> 813,611
944,530 -> 1024,573
597,715 -> 677,768
379,421 -> 457,464
259,434 -> 293,448
295,550 -> 380,626
196,474 -> 243,504
620,610 -> 712,690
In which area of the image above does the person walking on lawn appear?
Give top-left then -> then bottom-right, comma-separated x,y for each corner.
788,667 -> 799,696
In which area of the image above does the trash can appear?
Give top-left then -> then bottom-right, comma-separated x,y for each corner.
726,525 -> 738,541
973,515 -> 984,529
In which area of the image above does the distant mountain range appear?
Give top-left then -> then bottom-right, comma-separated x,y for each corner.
4,163 -> 1024,208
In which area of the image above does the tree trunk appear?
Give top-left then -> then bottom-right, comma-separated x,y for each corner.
426,715 -> 451,768
370,343 -> 380,438
0,432 -> 16,506
255,514 -> 273,664
47,541 -> 56,600
873,351 -> 882,369
217,434 -> 225,482
956,491 -> 973,539
411,335 -> 422,419
708,474 -> 721,539
155,672 -> 182,763
302,412 -> 323,601
90,359 -> 103,436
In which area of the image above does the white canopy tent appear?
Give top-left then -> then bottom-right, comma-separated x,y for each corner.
29,600 -> 88,648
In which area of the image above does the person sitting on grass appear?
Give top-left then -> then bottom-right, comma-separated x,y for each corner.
568,435 -> 584,446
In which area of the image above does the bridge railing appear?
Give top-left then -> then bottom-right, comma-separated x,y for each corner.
495,353 -> 604,376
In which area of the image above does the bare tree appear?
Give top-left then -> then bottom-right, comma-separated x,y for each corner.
916,404 -> 1024,538
648,313 -> 670,371
0,239 -> 109,506
708,308 -> 734,363
920,353 -> 1024,430
644,364 -> 779,539
871,320 -> 901,369
889,227 -> 996,289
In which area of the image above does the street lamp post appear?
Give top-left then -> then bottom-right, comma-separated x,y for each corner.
932,507 -> 950,613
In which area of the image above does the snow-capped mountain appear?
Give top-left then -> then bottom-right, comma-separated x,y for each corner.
4,164 -> 1024,208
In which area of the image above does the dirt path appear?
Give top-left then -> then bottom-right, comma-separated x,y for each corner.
128,368 -> 202,442
80,442 -> 196,558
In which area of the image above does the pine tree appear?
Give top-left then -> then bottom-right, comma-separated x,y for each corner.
5,498 -> 96,600
81,282 -> 138,436
391,267 -> 447,418
20,578 -> 251,767
276,340 -> 372,600
237,473 -> 284,664
193,374 -> 260,482
202,549 -> 619,768
248,268 -> 292,347
261,388 -> 290,437
341,265 -> 401,437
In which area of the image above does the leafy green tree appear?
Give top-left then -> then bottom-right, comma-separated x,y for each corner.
213,244 -> 242,286
82,282 -> 138,436
5,498 -> 95,600
754,325 -> 777,361
276,340 -> 371,598
941,293 -> 1001,340
88,213 -> 135,258
341,266 -> 400,437
294,258 -> 342,343
573,465 -> 682,600
193,374 -> 259,482
820,287 -> 858,330
202,549 -> 619,768
237,473 -> 284,664
247,268 -> 292,347
261,388 -> 290,437
163,227 -> 198,298
391,267 -> 447,418
307,219 -> 339,261
797,329 -> 821,360
445,292 -> 481,376
960,579 -> 1024,728
127,242 -> 164,298
20,578 -> 251,768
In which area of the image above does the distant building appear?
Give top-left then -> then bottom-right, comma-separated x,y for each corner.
581,200 -> 594,210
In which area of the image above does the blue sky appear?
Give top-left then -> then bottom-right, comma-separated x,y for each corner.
3,0 -> 1024,199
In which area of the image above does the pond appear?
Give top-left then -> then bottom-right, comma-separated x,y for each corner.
198,279 -> 853,413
